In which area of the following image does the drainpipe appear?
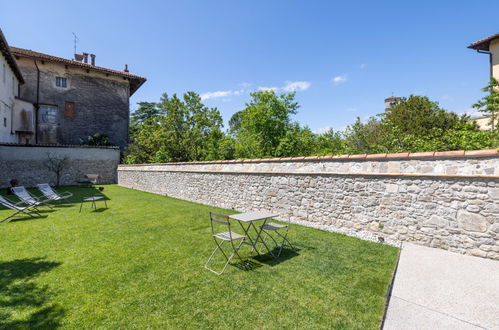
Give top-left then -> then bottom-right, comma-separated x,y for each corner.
10,100 -> 13,135
476,50 -> 492,78
34,59 -> 40,144
476,49 -> 496,132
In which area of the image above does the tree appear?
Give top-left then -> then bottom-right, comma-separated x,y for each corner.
44,153 -> 69,186
232,90 -> 299,158
473,77 -> 499,133
315,128 -> 346,155
385,95 -> 463,137
130,102 -> 163,126
124,92 -> 226,163
81,133 -> 112,146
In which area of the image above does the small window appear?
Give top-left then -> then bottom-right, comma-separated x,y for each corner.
3,117 -> 7,127
40,105 -> 58,124
56,77 -> 67,88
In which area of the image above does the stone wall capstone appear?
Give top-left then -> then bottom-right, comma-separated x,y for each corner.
118,150 -> 499,260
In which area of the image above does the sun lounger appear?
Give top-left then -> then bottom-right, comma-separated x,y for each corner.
0,195 -> 42,223
37,183 -> 73,203
11,186 -> 54,209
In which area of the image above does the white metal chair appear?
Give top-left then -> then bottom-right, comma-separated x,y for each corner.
11,186 -> 54,209
37,183 -> 73,203
205,212 -> 246,275
0,195 -> 42,223
259,218 -> 294,258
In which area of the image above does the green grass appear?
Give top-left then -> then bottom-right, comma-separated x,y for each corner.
0,185 -> 398,329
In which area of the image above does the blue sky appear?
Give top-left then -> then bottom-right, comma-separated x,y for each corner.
2,0 -> 498,132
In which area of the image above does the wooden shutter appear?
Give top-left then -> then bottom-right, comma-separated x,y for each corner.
64,101 -> 76,118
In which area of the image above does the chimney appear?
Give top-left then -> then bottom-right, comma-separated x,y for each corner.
74,53 -> 84,62
83,53 -> 89,63
124,64 -> 129,72
90,54 -> 96,66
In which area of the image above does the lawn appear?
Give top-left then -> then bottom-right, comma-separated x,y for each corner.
0,185 -> 399,329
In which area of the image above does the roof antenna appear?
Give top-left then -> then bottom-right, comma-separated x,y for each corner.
72,32 -> 79,57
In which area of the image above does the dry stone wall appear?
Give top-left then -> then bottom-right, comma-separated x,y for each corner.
118,150 -> 499,260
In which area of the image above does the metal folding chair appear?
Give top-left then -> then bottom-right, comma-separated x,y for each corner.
259,218 -> 294,258
205,212 -> 246,275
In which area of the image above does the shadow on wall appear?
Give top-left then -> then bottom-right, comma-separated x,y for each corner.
0,258 -> 65,328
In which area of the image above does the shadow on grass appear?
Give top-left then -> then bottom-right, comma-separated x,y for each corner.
9,215 -> 49,223
252,248 -> 300,266
91,207 -> 109,213
231,259 -> 263,271
0,258 -> 64,328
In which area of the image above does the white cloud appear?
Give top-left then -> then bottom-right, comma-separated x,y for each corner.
314,125 -> 347,134
203,80 -> 310,101
258,81 -> 311,93
282,81 -> 311,92
346,107 -> 359,112
360,63 -> 367,69
200,90 -> 233,100
314,126 -> 332,134
331,75 -> 347,85
440,95 -> 451,100
258,86 -> 279,92
457,108 -> 482,118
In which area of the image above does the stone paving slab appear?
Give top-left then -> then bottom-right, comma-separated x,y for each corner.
384,243 -> 499,330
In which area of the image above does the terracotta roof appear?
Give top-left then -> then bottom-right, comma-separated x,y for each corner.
117,149 -> 499,166
10,46 -> 146,95
468,33 -> 499,51
0,29 -> 24,83
385,96 -> 401,100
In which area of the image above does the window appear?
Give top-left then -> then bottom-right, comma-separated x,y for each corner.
40,105 -> 58,124
56,77 -> 67,88
3,117 -> 6,127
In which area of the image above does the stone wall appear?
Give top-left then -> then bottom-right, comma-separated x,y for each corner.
0,144 -> 120,187
118,150 -> 499,260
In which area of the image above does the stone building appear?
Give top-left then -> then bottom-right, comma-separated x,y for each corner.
10,46 -> 146,150
384,96 -> 402,112
0,28 -> 35,144
468,32 -> 499,131
468,32 -> 499,79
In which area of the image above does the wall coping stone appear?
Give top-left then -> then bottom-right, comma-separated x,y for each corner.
0,143 -> 120,149
118,149 -> 499,167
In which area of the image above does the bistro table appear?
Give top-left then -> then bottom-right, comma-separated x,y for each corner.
228,211 -> 279,257
79,195 -> 108,213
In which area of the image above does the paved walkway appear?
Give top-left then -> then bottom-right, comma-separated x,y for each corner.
383,243 -> 499,330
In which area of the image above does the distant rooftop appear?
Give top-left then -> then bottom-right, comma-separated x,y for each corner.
10,46 -> 146,95
0,29 -> 24,83
468,33 -> 499,51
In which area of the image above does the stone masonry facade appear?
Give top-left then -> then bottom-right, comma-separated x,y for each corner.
15,60 -> 130,149
118,150 -> 499,260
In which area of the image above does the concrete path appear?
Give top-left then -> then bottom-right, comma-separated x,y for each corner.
383,243 -> 499,330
